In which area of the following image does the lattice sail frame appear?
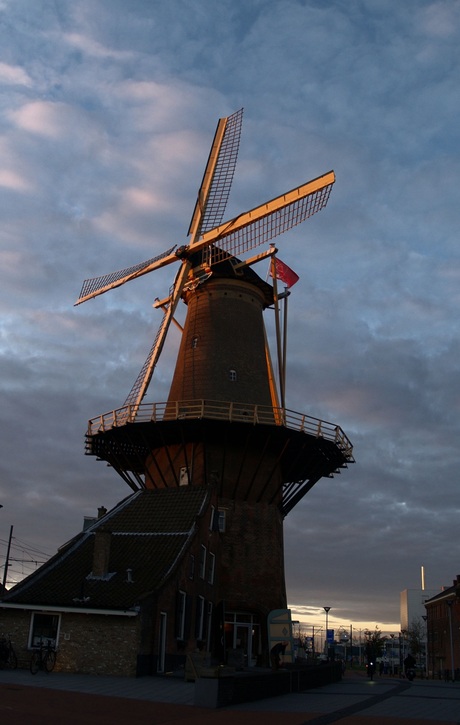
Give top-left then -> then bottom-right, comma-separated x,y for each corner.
76,109 -> 336,409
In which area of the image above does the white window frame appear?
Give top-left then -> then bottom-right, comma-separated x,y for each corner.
217,509 -> 226,532
199,544 -> 207,579
179,466 -> 190,486
28,611 -> 61,649
196,596 -> 205,641
177,590 -> 187,640
206,602 -> 213,652
208,552 -> 215,584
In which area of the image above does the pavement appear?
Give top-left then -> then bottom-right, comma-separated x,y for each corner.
0,666 -> 459,725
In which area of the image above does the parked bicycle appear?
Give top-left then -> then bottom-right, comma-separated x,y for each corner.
30,639 -> 56,674
0,634 -> 18,669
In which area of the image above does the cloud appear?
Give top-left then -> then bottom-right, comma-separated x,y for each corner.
0,61 -> 32,86
0,0 -> 459,630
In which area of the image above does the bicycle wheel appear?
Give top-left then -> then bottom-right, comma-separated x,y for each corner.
8,648 -> 17,670
44,649 -> 56,672
30,651 -> 40,675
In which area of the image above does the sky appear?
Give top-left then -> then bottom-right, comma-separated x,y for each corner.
0,0 -> 459,636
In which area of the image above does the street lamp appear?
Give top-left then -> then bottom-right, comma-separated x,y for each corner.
422,615 -> 428,678
323,607 -> 331,658
446,600 -> 455,683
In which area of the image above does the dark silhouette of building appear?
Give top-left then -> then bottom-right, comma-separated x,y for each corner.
0,111 -> 353,676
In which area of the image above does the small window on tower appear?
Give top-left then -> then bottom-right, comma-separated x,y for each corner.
229,369 -> 237,382
191,336 -> 199,349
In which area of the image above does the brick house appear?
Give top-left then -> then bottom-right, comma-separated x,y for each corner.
0,486 -> 225,675
425,575 -> 460,679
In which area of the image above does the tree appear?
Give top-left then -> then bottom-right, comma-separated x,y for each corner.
364,627 -> 387,662
406,619 -> 424,663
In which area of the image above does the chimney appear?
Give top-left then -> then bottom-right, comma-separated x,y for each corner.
98,506 -> 107,519
92,530 -> 111,577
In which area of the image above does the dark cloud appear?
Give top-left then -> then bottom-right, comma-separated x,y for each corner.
0,0 -> 459,630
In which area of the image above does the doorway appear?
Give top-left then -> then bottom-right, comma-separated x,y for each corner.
157,612 -> 167,673
224,613 -> 260,667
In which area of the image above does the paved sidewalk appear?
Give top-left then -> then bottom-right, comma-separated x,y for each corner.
0,667 -> 459,724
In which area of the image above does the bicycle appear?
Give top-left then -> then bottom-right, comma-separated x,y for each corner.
0,634 -> 18,670
30,639 -> 57,674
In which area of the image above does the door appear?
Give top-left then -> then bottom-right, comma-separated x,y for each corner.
235,624 -> 252,667
157,612 -> 167,673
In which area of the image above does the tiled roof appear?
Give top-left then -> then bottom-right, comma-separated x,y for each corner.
1,487 -> 209,611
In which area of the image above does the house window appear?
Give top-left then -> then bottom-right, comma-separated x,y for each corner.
189,554 -> 195,580
195,596 -> 205,641
206,602 -> 213,652
29,612 -> 60,649
229,369 -> 237,382
199,545 -> 206,579
179,466 -> 190,486
217,509 -> 226,532
176,590 -> 187,640
191,336 -> 199,348
208,552 -> 215,585
210,505 -> 221,532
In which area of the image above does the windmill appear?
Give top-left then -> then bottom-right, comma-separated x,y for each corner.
76,110 -> 335,410
77,108 -> 353,508
76,109 -> 353,665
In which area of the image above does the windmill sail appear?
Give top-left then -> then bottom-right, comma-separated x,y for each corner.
75,245 -> 177,305
76,109 -> 335,410
188,108 -> 243,238
198,171 -> 334,262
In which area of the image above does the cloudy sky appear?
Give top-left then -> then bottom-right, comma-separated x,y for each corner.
1,0 -> 459,635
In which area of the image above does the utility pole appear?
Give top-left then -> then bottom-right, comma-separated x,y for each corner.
2,524 -> 13,589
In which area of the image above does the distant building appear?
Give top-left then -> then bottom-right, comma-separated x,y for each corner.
424,575 -> 460,679
400,588 -> 439,631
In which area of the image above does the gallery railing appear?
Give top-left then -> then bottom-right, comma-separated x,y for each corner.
87,399 -> 354,461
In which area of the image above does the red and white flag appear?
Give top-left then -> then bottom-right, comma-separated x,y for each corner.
271,257 -> 299,288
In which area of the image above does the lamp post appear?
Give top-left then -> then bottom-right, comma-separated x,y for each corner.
2,524 -> 13,589
446,600 -> 455,683
323,606 -> 331,658
422,614 -> 428,678
389,633 -> 395,674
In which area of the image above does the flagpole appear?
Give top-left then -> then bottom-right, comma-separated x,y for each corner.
282,286 -> 289,409
271,256 -> 285,411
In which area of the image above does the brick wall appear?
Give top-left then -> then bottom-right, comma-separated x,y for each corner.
0,608 -> 141,676
218,498 -> 286,613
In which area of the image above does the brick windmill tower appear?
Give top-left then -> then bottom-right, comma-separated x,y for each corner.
76,109 -> 353,666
